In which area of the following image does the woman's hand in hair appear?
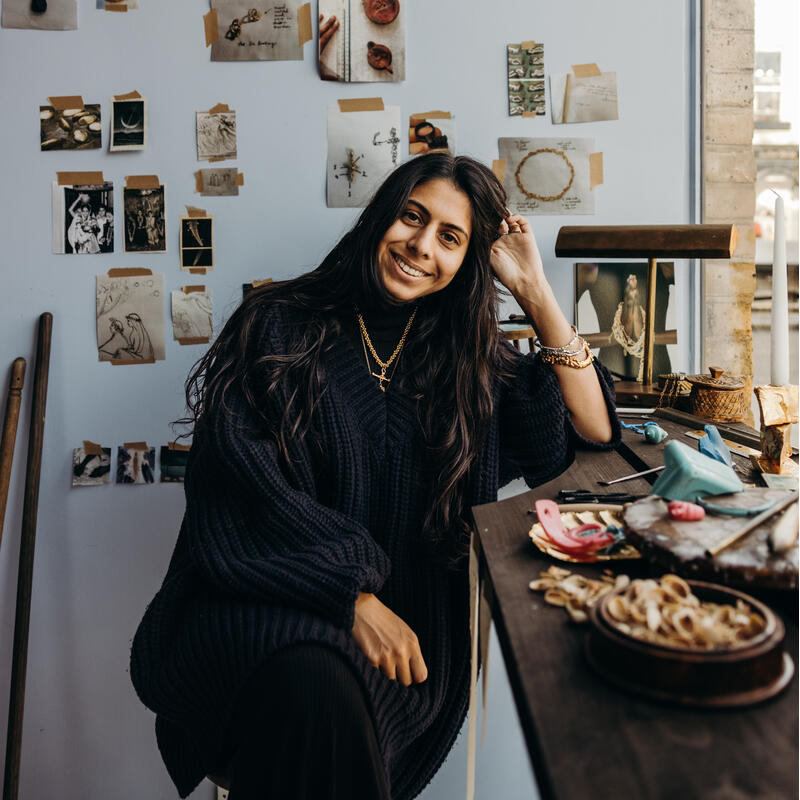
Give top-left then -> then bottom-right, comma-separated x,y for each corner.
489,214 -> 547,296
352,593 -> 428,686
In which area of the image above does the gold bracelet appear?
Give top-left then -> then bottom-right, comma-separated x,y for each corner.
540,343 -> 595,369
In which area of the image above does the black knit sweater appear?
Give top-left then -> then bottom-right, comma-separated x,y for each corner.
129,301 -> 620,799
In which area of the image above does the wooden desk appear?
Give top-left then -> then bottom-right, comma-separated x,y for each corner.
471,419 -> 798,800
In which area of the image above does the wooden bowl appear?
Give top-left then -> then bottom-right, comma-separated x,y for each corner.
586,580 -> 794,707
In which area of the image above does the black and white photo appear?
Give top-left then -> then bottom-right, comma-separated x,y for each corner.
51,181 -> 114,254
40,103 -> 101,150
196,110 -> 237,161
123,186 -> 166,253
180,215 -> 214,270
197,167 -> 240,196
110,97 -> 147,151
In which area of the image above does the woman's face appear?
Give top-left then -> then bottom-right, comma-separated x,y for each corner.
377,178 -> 472,303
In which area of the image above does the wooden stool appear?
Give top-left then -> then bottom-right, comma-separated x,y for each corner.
499,315 -> 535,352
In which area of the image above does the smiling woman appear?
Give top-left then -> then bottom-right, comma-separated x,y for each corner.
129,153 -> 621,800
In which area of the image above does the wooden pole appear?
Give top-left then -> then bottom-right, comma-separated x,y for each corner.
3,314 -> 52,800
0,359 -> 26,552
643,257 -> 658,387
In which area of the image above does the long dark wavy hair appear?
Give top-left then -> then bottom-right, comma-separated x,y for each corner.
184,153 -> 517,566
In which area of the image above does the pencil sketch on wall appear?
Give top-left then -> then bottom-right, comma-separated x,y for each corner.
197,168 -> 239,196
211,0 -> 305,61
196,111 -> 237,161
172,290 -> 213,341
96,273 -> 166,362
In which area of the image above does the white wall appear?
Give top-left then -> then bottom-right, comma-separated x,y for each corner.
0,1 -> 693,797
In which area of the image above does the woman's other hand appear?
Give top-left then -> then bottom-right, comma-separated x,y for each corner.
352,593 -> 428,686
489,214 -> 546,296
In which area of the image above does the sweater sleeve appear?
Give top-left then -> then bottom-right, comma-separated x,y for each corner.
498,345 -> 621,488
182,310 -> 391,631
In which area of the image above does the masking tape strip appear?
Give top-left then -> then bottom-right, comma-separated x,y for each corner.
520,40 -> 537,49
236,172 -> 245,186
297,2 -> 312,45
168,441 -> 192,451
409,110 -> 451,123
107,267 -> 152,277
195,171 -> 204,193
251,278 -> 273,287
185,205 -> 207,218
204,8 -> 220,46
82,440 -> 104,456
57,171 -> 104,186
114,90 -> 142,101
491,159 -> 506,184
337,97 -> 384,112
208,102 -> 230,114
178,337 -> 210,346
182,285 -> 206,293
123,441 -> 149,451
49,95 -> 84,110
522,111 -> 537,118
189,268 -> 209,275
572,62 -> 602,78
105,3 -> 128,11
590,152 -> 604,189
110,358 -> 155,365
125,175 -> 160,189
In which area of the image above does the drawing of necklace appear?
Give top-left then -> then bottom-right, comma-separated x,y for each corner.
225,8 -> 264,40
514,148 -> 575,202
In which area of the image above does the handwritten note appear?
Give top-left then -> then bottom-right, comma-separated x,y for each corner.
550,71 -> 619,124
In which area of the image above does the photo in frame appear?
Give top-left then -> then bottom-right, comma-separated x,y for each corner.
574,262 -> 677,382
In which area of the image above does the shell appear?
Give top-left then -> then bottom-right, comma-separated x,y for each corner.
40,108 -> 54,120
544,588 -> 568,607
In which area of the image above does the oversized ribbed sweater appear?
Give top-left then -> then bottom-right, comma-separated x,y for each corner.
129,301 -> 621,799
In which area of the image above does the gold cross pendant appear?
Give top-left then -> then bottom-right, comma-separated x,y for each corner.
371,368 -> 388,392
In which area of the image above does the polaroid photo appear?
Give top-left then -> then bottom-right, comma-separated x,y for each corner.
123,186 -> 166,253
2,0 -> 77,30
41,104 -> 101,150
507,43 -> 545,117
197,168 -> 240,196
180,215 -> 214,270
110,97 -> 147,151
96,273 -> 166,362
160,446 -> 189,483
72,446 -> 112,487
52,181 -> 114,254
498,137 -> 597,215
319,0 -> 405,82
211,0 -> 305,61
116,446 -> 155,484
171,290 -> 213,341
327,105 -> 401,207
575,262 -> 677,382
196,111 -> 237,161
409,113 -> 455,156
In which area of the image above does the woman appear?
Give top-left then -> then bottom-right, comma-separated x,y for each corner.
130,154 -> 619,800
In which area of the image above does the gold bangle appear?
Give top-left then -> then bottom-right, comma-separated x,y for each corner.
540,343 -> 595,369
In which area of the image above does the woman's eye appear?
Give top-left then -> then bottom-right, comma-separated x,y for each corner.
403,210 -> 421,223
441,231 -> 459,246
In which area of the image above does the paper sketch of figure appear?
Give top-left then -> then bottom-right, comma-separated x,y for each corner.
575,262 -> 677,381
198,167 -> 239,196
171,290 -> 213,341
211,0 -> 305,62
319,0 -> 405,82
72,446 -> 111,486
3,0 -> 77,29
196,111 -> 237,161
52,182 -> 114,255
116,446 -> 155,484
498,137 -> 598,215
96,274 -> 165,362
326,105 -> 400,207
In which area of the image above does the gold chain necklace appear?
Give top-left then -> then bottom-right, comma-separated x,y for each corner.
356,305 -> 418,392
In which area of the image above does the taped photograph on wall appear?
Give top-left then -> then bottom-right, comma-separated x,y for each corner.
117,445 -> 155,484
96,272 -> 166,362
196,108 -> 237,161
550,65 -> 618,124
409,111 -> 455,155
124,185 -> 166,253
196,167 -> 240,196
160,446 -> 189,483
319,0 -> 405,82
110,94 -> 147,151
41,102 -> 101,150
52,180 -> 114,254
575,262 -> 677,382
72,445 -> 112,487
498,137 -> 602,215
507,42 -> 545,116
209,0 -> 309,61
2,0 -> 77,30
180,215 -> 214,270
327,102 -> 400,207
171,288 -> 213,342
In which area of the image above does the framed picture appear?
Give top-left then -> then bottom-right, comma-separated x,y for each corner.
574,262 -> 677,382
